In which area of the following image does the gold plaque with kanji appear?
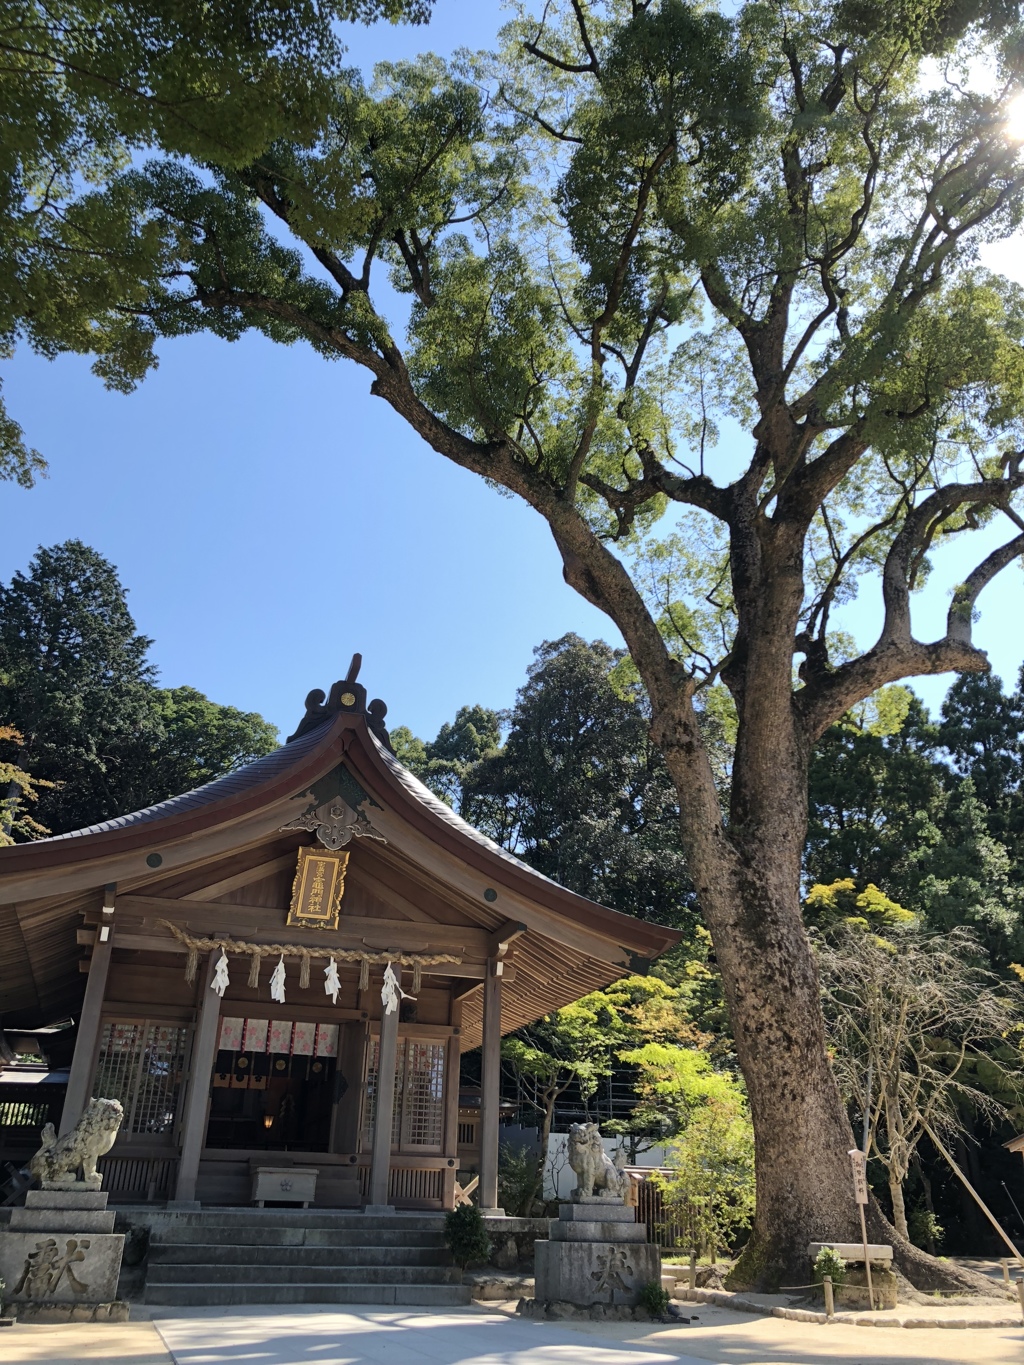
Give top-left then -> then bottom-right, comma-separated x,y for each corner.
287,847 -> 349,930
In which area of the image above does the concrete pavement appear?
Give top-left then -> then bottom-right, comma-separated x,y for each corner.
2,1300 -> 1022,1365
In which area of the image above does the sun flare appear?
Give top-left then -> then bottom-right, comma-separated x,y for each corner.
1006,91 -> 1024,142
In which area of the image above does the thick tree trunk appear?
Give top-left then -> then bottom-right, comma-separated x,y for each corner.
667,790 -> 995,1293
652,587 -> 991,1291
699,836 -> 861,1286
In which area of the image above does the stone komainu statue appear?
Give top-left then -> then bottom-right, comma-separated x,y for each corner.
30,1097 -> 124,1190
567,1121 -> 631,1202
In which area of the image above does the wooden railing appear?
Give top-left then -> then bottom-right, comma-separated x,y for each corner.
628,1167 -> 692,1250
98,1151 -> 178,1201
356,1154 -> 459,1210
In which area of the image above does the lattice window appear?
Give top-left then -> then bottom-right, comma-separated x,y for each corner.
360,1036 -> 447,1153
398,1042 -> 445,1151
91,1019 -> 188,1137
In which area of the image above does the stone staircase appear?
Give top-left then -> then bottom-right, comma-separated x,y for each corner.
143,1210 -> 471,1307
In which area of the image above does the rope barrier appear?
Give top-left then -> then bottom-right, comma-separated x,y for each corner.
156,919 -> 461,994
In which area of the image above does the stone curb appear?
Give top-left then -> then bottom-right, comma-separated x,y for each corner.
674,1286 -> 1023,1330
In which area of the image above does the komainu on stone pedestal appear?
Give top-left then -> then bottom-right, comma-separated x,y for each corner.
535,1123 -> 660,1312
29,1098 -> 123,1191
567,1122 -> 631,1202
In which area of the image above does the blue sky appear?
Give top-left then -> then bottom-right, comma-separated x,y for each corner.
1,0 -> 1021,743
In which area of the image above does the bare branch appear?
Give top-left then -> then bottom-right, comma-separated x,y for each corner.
947,526 -> 1024,643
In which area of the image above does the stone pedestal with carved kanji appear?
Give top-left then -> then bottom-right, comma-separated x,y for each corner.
534,1202 -> 660,1308
0,1190 -> 127,1321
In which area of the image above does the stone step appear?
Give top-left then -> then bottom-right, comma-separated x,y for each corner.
147,1211 -> 445,1231
148,1242 -> 450,1268
148,1225 -> 446,1248
147,1262 -> 461,1286
144,1281 -> 472,1307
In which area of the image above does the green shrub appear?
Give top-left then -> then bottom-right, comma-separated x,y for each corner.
812,1246 -> 847,1288
638,1279 -> 670,1315
444,1204 -> 492,1270
907,1205 -> 944,1253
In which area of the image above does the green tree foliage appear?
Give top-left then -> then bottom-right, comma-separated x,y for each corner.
0,724 -> 53,842
808,676 -> 1024,963
0,539 -> 160,831
0,0 -> 432,484
804,878 -> 917,935
939,670 -> 1024,848
394,704 -> 502,817
470,638 -> 694,928
407,636 -> 698,930
636,1048 -> 755,1256
0,540 -> 277,832
145,685 -> 278,803
806,695 -> 946,892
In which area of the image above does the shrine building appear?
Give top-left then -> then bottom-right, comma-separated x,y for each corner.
0,663 -> 679,1213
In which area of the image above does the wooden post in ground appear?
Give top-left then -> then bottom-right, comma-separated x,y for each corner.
823,1275 -> 835,1317
689,1251 -> 698,1291
848,1148 -> 874,1310
478,956 -> 504,1214
368,981 -> 400,1210
172,952 -> 222,1205
1017,1278 -> 1024,1321
59,884 -> 116,1136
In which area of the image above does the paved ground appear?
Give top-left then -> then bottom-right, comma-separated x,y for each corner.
157,1308 -> 702,1365
0,1318 -> 173,1365
2,1301 -> 1023,1365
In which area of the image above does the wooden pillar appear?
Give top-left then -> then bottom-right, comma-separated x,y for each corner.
367,996 -> 400,1211
59,885 -> 116,1136
443,998 -> 463,1160
478,956 -> 504,1214
172,952 -> 222,1206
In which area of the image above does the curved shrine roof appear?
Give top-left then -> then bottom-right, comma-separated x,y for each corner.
0,670 -> 681,1027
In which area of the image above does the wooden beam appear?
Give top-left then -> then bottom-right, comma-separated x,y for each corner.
116,897 -> 491,954
362,809 -> 637,966
188,853 -> 297,900
95,931 -> 513,981
488,920 -> 526,958
345,860 -> 435,923
173,952 -> 222,1205
478,957 -> 503,1213
60,903 -> 116,1136
368,991 -> 400,1209
0,800 -> 309,903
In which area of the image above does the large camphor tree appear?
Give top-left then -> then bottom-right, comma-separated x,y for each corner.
10,0 -> 1024,1285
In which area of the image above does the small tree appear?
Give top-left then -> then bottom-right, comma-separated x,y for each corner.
818,923 -> 1024,1240
628,1044 -> 755,1259
497,1142 -> 541,1217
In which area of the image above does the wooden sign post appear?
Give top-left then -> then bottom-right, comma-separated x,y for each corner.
848,1148 -> 875,1310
